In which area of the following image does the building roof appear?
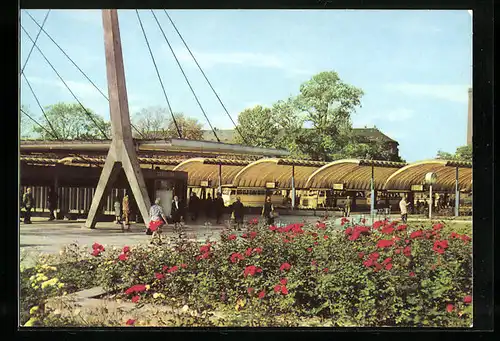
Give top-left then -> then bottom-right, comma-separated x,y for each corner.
202,127 -> 398,144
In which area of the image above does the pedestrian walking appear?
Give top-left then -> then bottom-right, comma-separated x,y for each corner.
231,196 -> 244,231
22,188 -> 34,224
148,198 -> 168,245
47,187 -> 58,221
122,193 -> 131,231
214,193 -> 225,224
171,195 -> 183,229
114,199 -> 121,224
205,193 -> 213,219
188,192 -> 200,221
262,196 -> 275,226
399,195 -> 410,223
344,196 -> 352,217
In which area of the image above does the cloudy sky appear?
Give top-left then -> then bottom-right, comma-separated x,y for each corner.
20,10 -> 472,162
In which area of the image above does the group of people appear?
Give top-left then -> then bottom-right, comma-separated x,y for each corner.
113,193 -> 131,231
187,192 -> 226,224
21,187 -> 57,224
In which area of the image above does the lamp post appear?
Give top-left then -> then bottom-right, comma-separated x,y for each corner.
424,172 -> 437,220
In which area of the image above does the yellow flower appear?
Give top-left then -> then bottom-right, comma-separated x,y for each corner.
34,285 -> 39,290
145,285 -> 150,290
29,306 -> 39,315
41,278 -> 58,289
29,275 -> 35,281
23,317 -> 38,327
50,266 -> 57,271
57,283 -> 64,289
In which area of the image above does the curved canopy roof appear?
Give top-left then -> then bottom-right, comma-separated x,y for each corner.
231,158 -> 327,189
172,158 -> 250,187
305,159 -> 406,190
383,160 -> 472,192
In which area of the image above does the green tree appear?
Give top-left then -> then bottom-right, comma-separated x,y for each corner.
32,103 -> 110,140
341,139 -> 406,162
234,105 -> 281,147
131,107 -> 204,140
296,71 -> 364,161
437,145 -> 472,162
20,105 -> 38,139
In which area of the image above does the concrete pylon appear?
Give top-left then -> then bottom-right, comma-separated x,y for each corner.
84,9 -> 151,229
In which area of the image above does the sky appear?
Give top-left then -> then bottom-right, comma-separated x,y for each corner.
20,10 -> 472,162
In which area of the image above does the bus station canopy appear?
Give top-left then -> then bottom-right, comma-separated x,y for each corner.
231,158 -> 327,189
305,159 -> 407,191
383,160 -> 472,192
172,158 -> 250,187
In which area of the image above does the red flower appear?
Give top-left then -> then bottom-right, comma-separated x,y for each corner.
230,252 -> 245,263
377,239 -> 394,249
118,253 -> 128,261
311,260 -> 317,266
361,218 -> 366,224
340,217 -> 349,226
155,273 -> 164,280
363,259 -> 374,267
374,263 -> 383,272
92,243 -> 105,251
245,248 -> 253,257
316,222 -> 326,229
258,290 -> 266,299
403,246 -> 412,257
405,239 -> 410,244
200,252 -> 210,259
307,247 -> 313,252
433,223 -> 444,231
433,240 -> 449,254
313,242 -> 319,246
369,252 -> 380,260
247,287 -> 254,295
280,278 -> 288,285
446,304 -> 454,313
269,225 -> 277,231
249,231 -> 258,239
460,235 -> 472,242
243,265 -> 261,277
410,230 -> 424,239
131,295 -> 140,303
323,268 -> 329,273
162,265 -> 169,272
348,226 -> 370,241
122,246 -> 130,253
167,265 -> 178,273
450,232 -> 458,239
228,234 -> 237,240
125,284 -> 147,295
126,319 -> 136,325
385,263 -> 393,270
241,233 -> 248,238
323,235 -> 329,240
409,272 -> 415,277
382,257 -> 392,265
91,249 -> 101,257
274,284 -> 281,293
280,263 -> 291,271
180,263 -> 187,268
395,248 -> 401,254
344,227 -> 353,235
397,224 -> 408,231
199,244 -> 211,253
281,286 -> 289,295
358,252 -> 364,259
372,220 -> 385,230
253,247 -> 263,254
381,225 -> 395,234
463,295 -> 472,304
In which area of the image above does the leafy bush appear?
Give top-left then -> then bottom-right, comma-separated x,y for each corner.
21,218 -> 473,327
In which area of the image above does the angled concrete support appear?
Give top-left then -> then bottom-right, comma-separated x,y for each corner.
84,9 -> 151,229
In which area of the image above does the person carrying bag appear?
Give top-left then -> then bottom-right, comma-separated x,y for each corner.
147,198 -> 168,245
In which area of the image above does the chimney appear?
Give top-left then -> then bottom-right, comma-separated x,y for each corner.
467,87 -> 472,146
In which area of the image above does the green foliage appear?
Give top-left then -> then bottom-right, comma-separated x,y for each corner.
32,102 -> 110,140
437,145 -> 472,162
234,71 -> 403,161
20,219 -> 473,327
131,107 -> 204,140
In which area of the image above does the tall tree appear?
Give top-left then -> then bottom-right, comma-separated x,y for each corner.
437,145 -> 472,162
166,113 -> 204,140
131,106 -> 170,139
234,105 -> 281,147
296,71 -> 364,161
20,105 -> 38,139
32,102 -> 111,140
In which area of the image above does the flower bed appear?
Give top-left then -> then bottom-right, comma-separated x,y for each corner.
21,218 -> 472,327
